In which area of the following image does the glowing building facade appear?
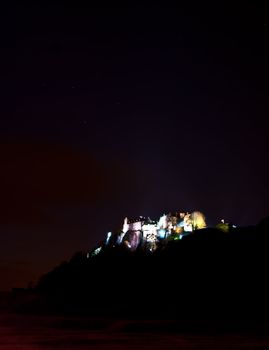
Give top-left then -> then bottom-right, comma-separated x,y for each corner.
90,210 -> 207,256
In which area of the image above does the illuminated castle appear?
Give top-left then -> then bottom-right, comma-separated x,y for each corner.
91,211 -> 207,256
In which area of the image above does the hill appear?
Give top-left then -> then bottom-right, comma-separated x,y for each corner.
12,218 -> 269,320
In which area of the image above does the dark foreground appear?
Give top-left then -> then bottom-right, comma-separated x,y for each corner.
3,221 -> 269,348
0,313 -> 269,350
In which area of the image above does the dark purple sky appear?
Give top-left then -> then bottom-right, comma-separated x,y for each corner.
1,4 -> 269,290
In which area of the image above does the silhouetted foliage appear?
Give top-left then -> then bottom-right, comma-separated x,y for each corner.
14,218 -> 269,319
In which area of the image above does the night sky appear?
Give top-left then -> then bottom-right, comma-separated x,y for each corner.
1,4 -> 269,290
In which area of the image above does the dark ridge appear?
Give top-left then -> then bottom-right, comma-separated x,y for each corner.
11,217 -> 269,320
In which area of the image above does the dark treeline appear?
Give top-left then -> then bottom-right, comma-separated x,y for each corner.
13,217 -> 269,319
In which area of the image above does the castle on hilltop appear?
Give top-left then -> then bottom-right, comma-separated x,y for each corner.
90,211 -> 207,256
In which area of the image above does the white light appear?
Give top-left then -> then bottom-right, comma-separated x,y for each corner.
91,247 -> 102,257
122,217 -> 129,233
106,231 -> 112,244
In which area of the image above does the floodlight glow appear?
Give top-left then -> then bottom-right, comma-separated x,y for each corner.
190,211 -> 207,229
91,247 -> 102,257
122,217 -> 128,233
158,214 -> 168,229
142,224 -> 158,241
106,231 -> 112,244
158,228 -> 166,239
